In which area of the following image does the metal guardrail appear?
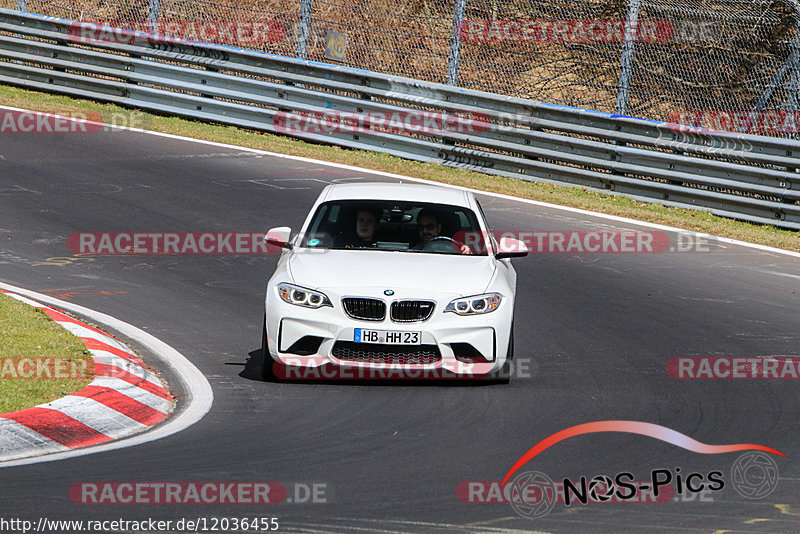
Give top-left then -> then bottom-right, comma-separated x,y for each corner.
1,9 -> 799,230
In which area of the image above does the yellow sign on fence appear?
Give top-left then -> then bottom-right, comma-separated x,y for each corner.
325,30 -> 347,61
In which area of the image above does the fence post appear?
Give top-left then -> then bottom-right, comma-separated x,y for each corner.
787,42 -> 799,112
747,3 -> 799,133
148,0 -> 160,32
447,0 -> 467,85
615,0 -> 641,115
297,0 -> 314,60
16,0 -> 26,11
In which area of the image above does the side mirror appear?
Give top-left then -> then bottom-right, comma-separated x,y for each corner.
265,227 -> 293,250
495,237 -> 528,259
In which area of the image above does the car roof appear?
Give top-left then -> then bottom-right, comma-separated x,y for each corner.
321,182 -> 471,207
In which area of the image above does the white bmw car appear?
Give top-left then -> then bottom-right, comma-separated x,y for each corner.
262,182 -> 527,381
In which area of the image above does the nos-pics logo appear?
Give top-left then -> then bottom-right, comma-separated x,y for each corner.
500,421 -> 784,519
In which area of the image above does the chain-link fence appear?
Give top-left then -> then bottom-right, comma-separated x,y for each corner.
6,0 -> 799,138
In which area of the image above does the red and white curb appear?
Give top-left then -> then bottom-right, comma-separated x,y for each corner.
0,289 -> 175,462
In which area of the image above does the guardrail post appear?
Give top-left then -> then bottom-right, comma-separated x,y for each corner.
148,0 -> 160,32
297,0 -> 314,60
447,0 -> 467,85
16,0 -> 26,11
615,0 -> 641,115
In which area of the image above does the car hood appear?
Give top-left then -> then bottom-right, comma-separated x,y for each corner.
287,249 -> 496,297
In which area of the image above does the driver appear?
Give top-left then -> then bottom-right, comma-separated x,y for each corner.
413,209 -> 470,254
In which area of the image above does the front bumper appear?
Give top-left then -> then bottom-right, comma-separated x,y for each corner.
265,288 -> 513,377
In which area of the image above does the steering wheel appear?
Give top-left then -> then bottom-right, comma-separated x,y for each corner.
421,235 -> 465,253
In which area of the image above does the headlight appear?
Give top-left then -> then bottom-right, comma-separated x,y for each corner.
278,283 -> 332,309
444,293 -> 502,315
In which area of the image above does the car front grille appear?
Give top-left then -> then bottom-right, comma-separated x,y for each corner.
342,297 -> 386,321
390,300 -> 435,322
332,341 -> 441,365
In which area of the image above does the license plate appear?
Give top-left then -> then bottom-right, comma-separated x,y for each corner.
354,329 -> 421,345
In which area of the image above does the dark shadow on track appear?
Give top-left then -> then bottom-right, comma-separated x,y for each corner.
238,348 -> 512,387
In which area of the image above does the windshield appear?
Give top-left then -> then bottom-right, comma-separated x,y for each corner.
299,200 -> 488,255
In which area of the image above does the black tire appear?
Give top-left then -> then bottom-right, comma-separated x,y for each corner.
261,317 -> 276,381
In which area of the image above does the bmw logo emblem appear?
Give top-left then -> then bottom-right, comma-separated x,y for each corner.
384,289 -> 395,296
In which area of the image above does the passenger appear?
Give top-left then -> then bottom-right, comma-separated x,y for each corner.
338,207 -> 381,248
355,208 -> 379,245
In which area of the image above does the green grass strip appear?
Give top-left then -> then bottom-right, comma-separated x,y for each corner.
0,292 -> 93,414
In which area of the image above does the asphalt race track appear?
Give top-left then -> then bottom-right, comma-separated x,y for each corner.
1,125 -> 799,533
